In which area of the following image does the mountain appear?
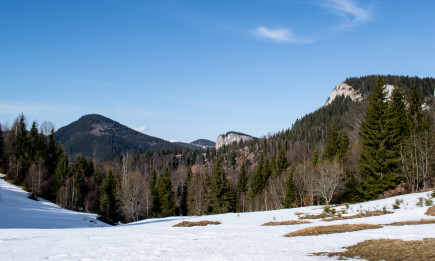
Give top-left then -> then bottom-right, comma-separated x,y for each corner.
190,139 -> 216,149
173,139 -> 215,150
55,114 -> 179,160
216,131 -> 256,150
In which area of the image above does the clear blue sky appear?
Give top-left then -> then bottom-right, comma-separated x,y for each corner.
1,0 -> 434,142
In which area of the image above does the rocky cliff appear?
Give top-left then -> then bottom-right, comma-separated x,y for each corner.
324,82 -> 363,106
216,132 -> 255,150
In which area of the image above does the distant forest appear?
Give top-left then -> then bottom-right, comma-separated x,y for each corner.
0,75 -> 434,224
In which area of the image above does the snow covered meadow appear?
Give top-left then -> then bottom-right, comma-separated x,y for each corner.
1,173 -> 434,260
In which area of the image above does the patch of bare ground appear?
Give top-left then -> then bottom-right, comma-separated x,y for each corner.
313,238 -> 435,261
426,205 -> 435,216
173,220 -> 221,227
298,212 -> 335,220
388,219 -> 435,226
284,223 -> 382,237
324,210 -> 393,221
262,220 -> 311,226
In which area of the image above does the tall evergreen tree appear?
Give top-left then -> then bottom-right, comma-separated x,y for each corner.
384,85 -> 409,174
99,171 -> 120,225
157,166 -> 175,217
249,154 -> 271,195
408,83 -> 430,133
206,157 -> 236,214
150,168 -> 161,216
337,131 -> 350,162
283,164 -> 296,208
358,76 -> 398,200
54,152 -> 69,194
14,113 -> 29,184
237,160 -> 248,212
179,168 -> 191,216
322,122 -> 339,160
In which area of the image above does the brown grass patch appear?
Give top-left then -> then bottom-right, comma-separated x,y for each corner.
284,223 -> 382,237
426,206 -> 435,216
298,212 -> 335,220
173,220 -> 221,227
262,220 -> 311,226
324,210 -> 393,221
314,238 -> 435,261
388,219 -> 435,226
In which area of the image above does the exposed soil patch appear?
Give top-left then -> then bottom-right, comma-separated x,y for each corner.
388,219 -> 435,226
313,238 -> 435,261
426,206 -> 435,216
262,220 -> 311,226
324,210 -> 393,221
173,220 -> 221,227
284,223 -> 382,237
298,212 -> 335,220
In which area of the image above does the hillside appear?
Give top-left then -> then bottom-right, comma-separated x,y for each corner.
1,173 -> 434,260
55,114 -> 180,160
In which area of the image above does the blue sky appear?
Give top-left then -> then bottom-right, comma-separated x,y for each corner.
1,0 -> 434,142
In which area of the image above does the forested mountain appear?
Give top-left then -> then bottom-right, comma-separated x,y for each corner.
55,114 -> 180,160
2,74 -> 434,225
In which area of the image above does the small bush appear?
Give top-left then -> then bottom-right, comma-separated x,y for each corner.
27,193 -> 39,201
417,197 -> 425,207
392,199 -> 404,209
425,198 -> 433,206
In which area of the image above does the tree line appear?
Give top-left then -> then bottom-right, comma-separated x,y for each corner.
0,75 -> 434,224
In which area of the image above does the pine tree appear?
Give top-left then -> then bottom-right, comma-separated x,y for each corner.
99,171 -> 120,225
408,83 -> 430,133
249,154 -> 271,195
358,76 -> 398,200
276,147 -> 290,174
206,157 -> 236,214
14,114 -> 29,184
157,166 -> 175,217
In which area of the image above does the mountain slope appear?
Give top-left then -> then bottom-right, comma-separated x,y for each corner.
0,174 -> 106,228
55,114 -> 179,160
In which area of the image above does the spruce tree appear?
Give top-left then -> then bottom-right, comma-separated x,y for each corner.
249,154 -> 271,195
322,123 -> 339,160
157,166 -> 175,217
99,171 -> 120,225
283,164 -> 296,208
384,85 -> 409,174
53,152 -> 69,195
150,168 -> 161,216
179,168 -> 191,216
237,160 -> 248,212
337,131 -> 350,162
358,76 -> 398,200
206,157 -> 236,214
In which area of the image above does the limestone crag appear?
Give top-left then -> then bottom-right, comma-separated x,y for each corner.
324,82 -> 363,106
216,132 -> 254,150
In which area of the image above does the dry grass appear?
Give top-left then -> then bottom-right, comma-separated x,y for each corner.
388,219 -> 435,226
324,210 -> 393,221
298,212 -> 335,220
284,223 -> 382,237
314,238 -> 435,261
426,205 -> 435,216
262,220 -> 311,226
173,220 -> 221,227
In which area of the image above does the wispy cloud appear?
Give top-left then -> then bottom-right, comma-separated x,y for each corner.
133,125 -> 149,133
323,0 -> 372,28
252,26 -> 312,44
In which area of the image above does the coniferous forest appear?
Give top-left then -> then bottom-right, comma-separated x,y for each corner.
1,75 -> 434,224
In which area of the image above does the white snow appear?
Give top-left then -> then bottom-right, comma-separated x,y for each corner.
1,173 -> 434,260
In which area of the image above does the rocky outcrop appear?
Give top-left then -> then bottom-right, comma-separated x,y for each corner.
324,82 -> 363,106
216,132 -> 254,150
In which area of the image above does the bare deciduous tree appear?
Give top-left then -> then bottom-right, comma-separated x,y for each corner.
120,172 -> 149,222
400,131 -> 433,192
315,160 -> 344,205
